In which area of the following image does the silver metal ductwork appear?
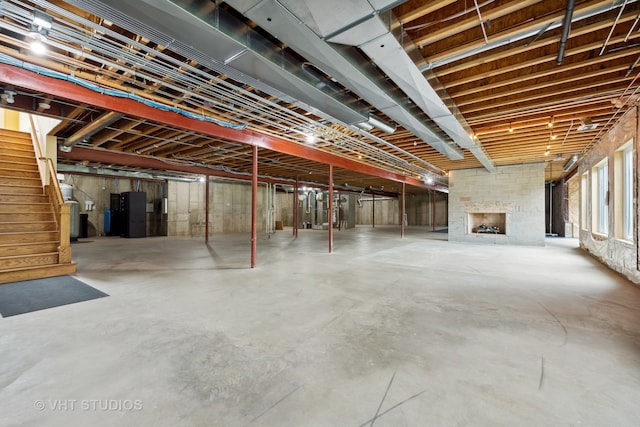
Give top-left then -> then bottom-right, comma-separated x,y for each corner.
63,0 -> 492,167
73,0 -> 466,161
225,0 -> 494,169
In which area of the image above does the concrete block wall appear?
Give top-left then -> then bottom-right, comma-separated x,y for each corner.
578,107 -> 640,283
448,163 -> 546,245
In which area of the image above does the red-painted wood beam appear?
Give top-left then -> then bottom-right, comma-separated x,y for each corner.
0,62 -> 428,189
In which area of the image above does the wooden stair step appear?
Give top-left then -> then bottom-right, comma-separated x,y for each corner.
0,146 -> 35,157
0,241 -> 59,257
0,193 -> 49,203
0,131 -> 31,139
0,160 -> 39,171
0,152 -> 37,163
0,221 -> 57,233
0,212 -> 54,222
0,176 -> 42,186
0,230 -> 59,244
0,203 -> 53,213
0,252 -> 59,270
0,184 -> 44,195
0,139 -> 33,148
0,168 -> 41,178
0,263 -> 77,285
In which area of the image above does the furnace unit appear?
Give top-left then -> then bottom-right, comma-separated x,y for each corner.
120,191 -> 146,238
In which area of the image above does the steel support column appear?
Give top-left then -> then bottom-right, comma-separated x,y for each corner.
338,191 -> 341,231
432,189 -> 436,232
293,177 -> 298,237
251,146 -> 258,268
401,182 -> 406,238
328,164 -> 334,253
372,192 -> 375,228
205,177 -> 210,244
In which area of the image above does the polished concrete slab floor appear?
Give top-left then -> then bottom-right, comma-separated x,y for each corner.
1,226 -> 639,426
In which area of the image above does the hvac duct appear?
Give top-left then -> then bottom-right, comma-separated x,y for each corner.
224,0 -> 494,167
562,154 -> 579,172
367,114 -> 396,134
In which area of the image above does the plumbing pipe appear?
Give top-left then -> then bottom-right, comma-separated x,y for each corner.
474,0 -> 489,44
557,0 -> 575,65
600,0 -> 627,56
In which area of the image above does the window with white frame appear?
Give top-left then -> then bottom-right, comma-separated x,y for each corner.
592,159 -> 609,235
581,172 -> 588,230
614,141 -> 634,241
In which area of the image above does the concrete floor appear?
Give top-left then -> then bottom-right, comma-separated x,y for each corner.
1,226 -> 640,426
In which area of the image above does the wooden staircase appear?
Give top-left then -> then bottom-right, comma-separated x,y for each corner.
0,128 -> 76,284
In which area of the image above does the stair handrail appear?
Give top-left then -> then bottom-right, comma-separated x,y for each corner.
28,115 -> 72,264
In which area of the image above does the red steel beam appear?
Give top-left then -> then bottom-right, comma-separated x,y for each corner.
0,62 -> 429,188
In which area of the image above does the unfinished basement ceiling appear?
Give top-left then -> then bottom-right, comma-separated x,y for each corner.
0,0 -> 638,190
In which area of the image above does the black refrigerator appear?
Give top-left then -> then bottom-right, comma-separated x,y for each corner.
120,191 -> 146,238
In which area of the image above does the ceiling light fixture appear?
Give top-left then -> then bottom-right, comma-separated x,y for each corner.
1,87 -> 17,104
28,10 -> 52,55
305,133 -> 315,143
509,123 -> 514,133
548,116 -> 554,128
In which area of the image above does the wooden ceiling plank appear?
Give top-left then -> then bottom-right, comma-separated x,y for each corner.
454,64 -> 632,107
451,51 -> 638,98
424,0 -> 616,64
459,75 -> 632,113
444,32 -> 639,89
411,0 -> 540,48
396,0 -> 459,24
430,4 -> 638,77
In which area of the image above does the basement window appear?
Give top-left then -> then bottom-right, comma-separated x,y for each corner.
592,159 -> 609,236
581,172 -> 588,231
614,140 -> 634,242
